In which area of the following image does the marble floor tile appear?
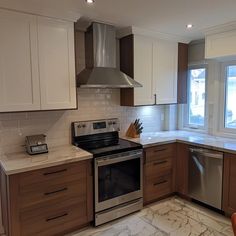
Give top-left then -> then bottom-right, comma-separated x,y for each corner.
70,215 -> 167,236
68,197 -> 233,236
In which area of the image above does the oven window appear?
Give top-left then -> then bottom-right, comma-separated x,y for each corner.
98,158 -> 140,202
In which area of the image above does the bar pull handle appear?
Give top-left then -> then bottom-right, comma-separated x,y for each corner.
46,213 -> 68,222
153,180 -> 167,186
153,148 -> 167,153
154,94 -> 157,104
153,160 -> 168,166
44,187 -> 68,196
43,169 -> 67,176
189,148 -> 223,159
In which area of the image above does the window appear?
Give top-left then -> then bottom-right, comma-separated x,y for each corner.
185,66 -> 207,128
224,64 -> 236,129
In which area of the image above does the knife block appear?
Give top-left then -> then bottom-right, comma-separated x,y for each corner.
126,123 -> 140,138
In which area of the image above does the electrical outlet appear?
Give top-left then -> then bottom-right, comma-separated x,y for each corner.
161,113 -> 164,121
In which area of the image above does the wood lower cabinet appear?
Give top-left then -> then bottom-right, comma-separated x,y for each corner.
175,143 -> 189,196
223,153 -> 236,215
143,142 -> 236,217
143,143 -> 176,204
1,160 -> 93,236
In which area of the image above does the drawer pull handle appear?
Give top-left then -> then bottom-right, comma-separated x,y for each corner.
46,213 -> 68,222
153,160 -> 168,165
153,180 -> 167,186
43,169 -> 67,176
44,187 -> 68,196
154,148 -> 167,153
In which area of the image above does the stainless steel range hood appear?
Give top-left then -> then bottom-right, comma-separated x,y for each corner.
77,22 -> 142,88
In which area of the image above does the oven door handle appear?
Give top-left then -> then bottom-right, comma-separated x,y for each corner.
96,152 -> 143,167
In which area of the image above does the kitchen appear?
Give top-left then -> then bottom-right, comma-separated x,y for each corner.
0,0 -> 236,235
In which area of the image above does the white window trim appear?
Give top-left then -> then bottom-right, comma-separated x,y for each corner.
217,61 -> 236,137
182,64 -> 208,132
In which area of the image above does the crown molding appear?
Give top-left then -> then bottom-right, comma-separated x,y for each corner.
204,21 -> 236,36
189,39 -> 205,45
117,26 -> 192,43
0,4 -> 80,22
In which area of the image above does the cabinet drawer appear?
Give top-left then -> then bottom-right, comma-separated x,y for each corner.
19,179 -> 86,209
20,197 -> 87,236
18,161 -> 87,187
145,144 -> 175,163
144,173 -> 172,203
145,158 -> 172,178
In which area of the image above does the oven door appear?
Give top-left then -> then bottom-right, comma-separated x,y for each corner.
94,150 -> 143,212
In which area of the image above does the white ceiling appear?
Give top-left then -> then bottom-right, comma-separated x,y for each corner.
1,0 -> 236,41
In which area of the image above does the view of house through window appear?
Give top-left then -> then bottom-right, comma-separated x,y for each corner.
188,67 -> 206,127
225,65 -> 236,129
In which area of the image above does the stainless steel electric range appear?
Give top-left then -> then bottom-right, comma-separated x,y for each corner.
72,118 -> 143,226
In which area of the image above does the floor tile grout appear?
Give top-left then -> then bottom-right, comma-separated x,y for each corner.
70,196 -> 233,236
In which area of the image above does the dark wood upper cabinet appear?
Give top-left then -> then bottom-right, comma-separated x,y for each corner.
120,35 -> 135,106
177,43 -> 188,104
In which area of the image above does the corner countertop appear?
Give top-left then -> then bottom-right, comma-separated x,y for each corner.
2,131 -> 236,175
123,130 -> 236,154
0,145 -> 93,175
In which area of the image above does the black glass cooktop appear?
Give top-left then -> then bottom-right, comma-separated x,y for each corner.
73,131 -> 142,158
86,138 -> 142,157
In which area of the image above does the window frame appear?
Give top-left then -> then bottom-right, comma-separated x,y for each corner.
218,61 -> 236,135
183,64 -> 208,130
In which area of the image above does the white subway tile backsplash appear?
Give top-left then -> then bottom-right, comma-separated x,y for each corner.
0,89 -> 165,154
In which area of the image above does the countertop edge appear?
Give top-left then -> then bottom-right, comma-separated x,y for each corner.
1,154 -> 93,175
176,139 -> 236,154
141,140 -> 177,148
0,145 -> 93,176
141,138 -> 236,154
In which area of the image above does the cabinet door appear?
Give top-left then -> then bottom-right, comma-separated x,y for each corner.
153,40 -> 178,104
176,143 -> 189,195
0,10 -> 40,112
223,153 -> 236,215
133,35 -> 155,106
37,17 -> 77,110
205,31 -> 236,59
144,144 -> 176,205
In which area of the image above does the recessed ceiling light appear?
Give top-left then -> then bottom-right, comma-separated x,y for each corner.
85,0 -> 95,4
186,24 -> 193,29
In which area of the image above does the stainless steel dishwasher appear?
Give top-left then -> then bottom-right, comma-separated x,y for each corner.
188,147 -> 223,210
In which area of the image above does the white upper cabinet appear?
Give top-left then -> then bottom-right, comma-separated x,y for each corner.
0,9 -> 76,112
153,39 -> 178,104
120,34 -> 178,106
205,30 -> 236,59
0,10 -> 40,112
38,17 -> 76,110
133,35 -> 155,106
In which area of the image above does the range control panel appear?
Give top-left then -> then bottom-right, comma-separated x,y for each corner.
73,119 -> 120,137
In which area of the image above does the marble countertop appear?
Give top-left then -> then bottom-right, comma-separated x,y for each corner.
123,130 -> 236,154
2,130 -> 236,175
0,145 -> 93,175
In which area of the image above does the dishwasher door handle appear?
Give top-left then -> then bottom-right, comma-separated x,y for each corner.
189,148 -> 223,159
